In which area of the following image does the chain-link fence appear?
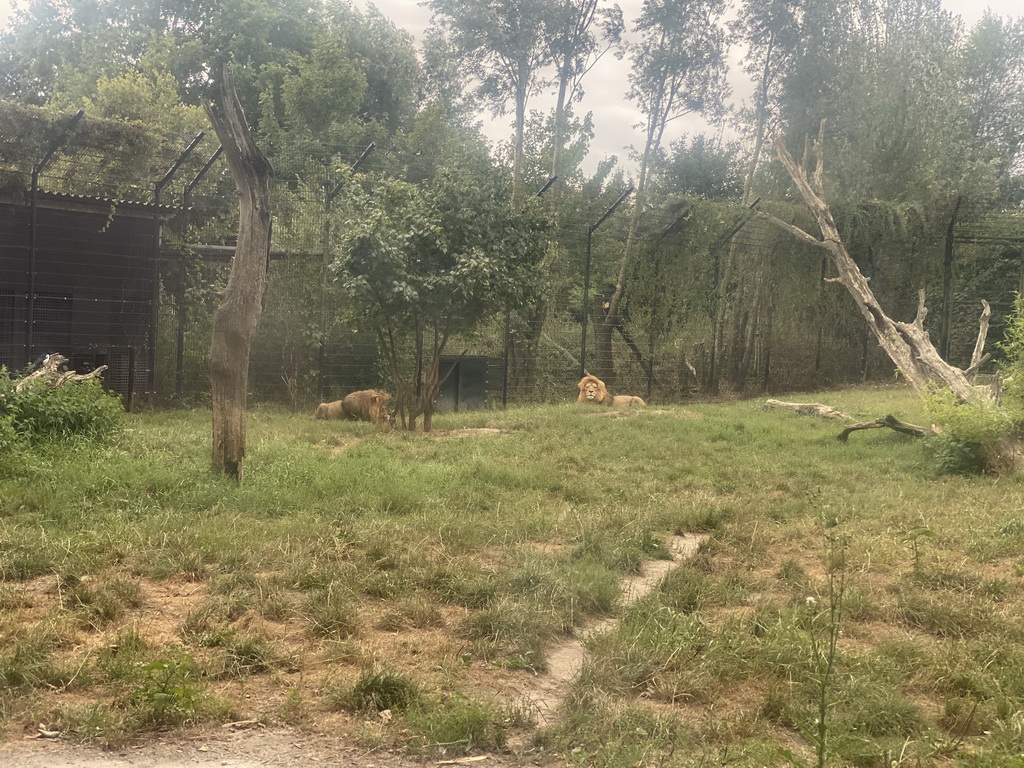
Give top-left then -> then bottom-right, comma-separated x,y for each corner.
4,107 -> 1023,411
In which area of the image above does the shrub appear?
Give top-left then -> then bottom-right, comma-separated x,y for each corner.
0,366 -> 123,451
999,292 -> 1024,404
924,387 -> 1021,475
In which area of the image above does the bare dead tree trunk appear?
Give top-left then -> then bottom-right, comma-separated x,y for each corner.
757,121 -> 989,405
203,65 -> 273,483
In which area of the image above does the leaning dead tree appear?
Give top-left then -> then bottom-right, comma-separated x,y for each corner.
203,65 -> 273,483
757,120 -> 992,406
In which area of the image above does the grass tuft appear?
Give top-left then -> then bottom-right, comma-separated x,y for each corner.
306,582 -> 359,639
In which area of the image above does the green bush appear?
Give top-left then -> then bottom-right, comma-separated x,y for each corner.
0,366 -> 123,451
924,387 -> 1021,475
999,292 -> 1024,404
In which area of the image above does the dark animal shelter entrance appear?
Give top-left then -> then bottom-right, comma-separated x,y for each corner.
436,355 -> 491,412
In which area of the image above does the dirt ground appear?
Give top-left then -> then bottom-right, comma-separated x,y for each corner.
3,726 -> 545,768
1,534 -> 707,768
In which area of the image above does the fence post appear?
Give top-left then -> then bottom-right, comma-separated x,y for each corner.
940,196 -> 962,359
502,308 -> 510,407
152,131 -> 205,400
175,258 -> 187,398
126,346 -> 136,412
646,342 -> 654,402
580,186 -> 633,379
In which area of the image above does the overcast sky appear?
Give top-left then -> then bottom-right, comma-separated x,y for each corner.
1,0 -> 1020,175
357,0 -> 1023,176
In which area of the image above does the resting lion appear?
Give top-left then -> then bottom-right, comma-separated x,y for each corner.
577,375 -> 646,408
316,389 -> 393,425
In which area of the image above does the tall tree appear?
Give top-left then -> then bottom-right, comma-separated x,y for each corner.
655,134 -> 744,201
337,167 -> 550,431
590,0 -> 727,384
962,12 -> 1024,203
321,1 -> 421,137
0,0 -> 318,109
426,0 -> 557,197
420,28 -> 481,124
831,4 -> 971,202
776,0 -> 859,146
729,0 -> 800,204
547,0 -> 623,183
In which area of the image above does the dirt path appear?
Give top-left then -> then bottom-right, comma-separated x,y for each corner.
2,533 -> 707,768
517,533 -> 707,728
2,727 -> 452,768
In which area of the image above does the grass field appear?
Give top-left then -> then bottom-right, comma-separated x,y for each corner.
2,385 -> 1024,766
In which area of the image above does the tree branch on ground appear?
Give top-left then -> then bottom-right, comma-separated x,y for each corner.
836,415 -> 937,442
764,399 -> 851,420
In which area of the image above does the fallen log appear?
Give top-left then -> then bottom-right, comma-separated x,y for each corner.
836,415 -> 936,442
764,399 -> 851,420
764,399 -> 937,443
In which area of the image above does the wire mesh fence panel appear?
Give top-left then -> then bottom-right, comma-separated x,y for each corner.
5,106 -> 1023,411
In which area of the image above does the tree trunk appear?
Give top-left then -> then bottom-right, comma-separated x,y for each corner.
203,65 -> 273,483
591,297 -> 617,384
512,69 -> 527,202
741,33 -> 775,206
757,121 -> 988,405
597,90 -> 664,388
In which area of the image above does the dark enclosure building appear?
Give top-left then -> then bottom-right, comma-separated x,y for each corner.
1,193 -> 167,404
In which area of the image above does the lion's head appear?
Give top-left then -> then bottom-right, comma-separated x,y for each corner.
577,375 -> 612,406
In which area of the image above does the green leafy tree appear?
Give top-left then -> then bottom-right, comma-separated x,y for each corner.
729,0 -> 800,204
0,0 -> 319,109
81,70 -> 207,136
277,32 -> 367,139
336,168 -> 550,431
770,0 -> 1011,205
323,2 -> 421,136
830,7 -> 976,202
962,12 -> 1024,204
389,102 -> 495,185
655,134 -> 744,201
775,0 -> 859,146
426,0 -> 558,197
547,0 -> 623,183
420,28 -> 481,124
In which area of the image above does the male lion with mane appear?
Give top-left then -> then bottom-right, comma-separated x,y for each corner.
577,375 -> 645,408
315,389 -> 393,425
